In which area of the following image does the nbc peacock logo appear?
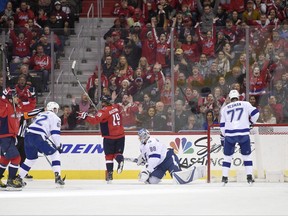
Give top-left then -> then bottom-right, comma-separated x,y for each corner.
170,137 -> 194,154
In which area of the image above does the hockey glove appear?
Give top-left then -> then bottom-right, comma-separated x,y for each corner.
136,154 -> 146,166
2,87 -> 16,99
220,134 -> 225,146
56,143 -> 63,154
27,87 -> 36,98
138,170 -> 150,183
77,112 -> 88,120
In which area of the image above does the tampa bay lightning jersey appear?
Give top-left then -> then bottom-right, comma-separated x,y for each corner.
26,111 -> 61,147
140,137 -> 168,173
220,100 -> 259,137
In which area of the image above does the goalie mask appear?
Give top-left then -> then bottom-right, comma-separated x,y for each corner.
46,101 -> 60,114
138,128 -> 150,144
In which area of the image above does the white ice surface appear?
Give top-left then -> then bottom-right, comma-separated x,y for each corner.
1,179 -> 288,216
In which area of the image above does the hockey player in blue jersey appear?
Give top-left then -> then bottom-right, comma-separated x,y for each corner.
220,90 -> 260,185
137,128 -> 206,184
17,101 -> 65,187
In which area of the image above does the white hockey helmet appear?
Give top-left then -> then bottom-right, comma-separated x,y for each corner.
138,128 -> 150,144
228,90 -> 240,100
46,101 -> 60,114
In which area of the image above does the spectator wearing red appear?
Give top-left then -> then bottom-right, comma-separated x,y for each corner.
9,22 -> 32,64
108,31 -> 125,59
131,8 -> 145,25
220,0 -> 245,14
145,65 -> 165,102
113,0 -> 134,18
86,66 -> 108,92
117,94 -> 139,131
160,78 -> 172,106
14,74 -> 36,108
220,19 -> 236,46
13,1 -> 35,27
267,95 -> 283,123
180,33 -> 200,63
187,65 -> 205,88
29,44 -> 51,92
267,1 -> 286,22
249,65 -> 269,96
197,25 -> 216,60
140,28 -> 157,66
152,17 -> 176,73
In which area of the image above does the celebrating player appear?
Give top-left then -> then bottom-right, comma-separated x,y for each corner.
220,90 -> 260,185
136,128 -> 206,184
78,95 -> 125,183
0,87 -> 35,190
17,101 -> 65,187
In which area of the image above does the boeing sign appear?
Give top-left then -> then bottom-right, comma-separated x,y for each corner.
62,144 -> 104,154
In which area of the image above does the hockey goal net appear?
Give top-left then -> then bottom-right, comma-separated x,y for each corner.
207,124 -> 288,183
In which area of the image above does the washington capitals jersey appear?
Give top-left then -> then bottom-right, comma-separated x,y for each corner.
26,111 -> 61,147
140,137 -> 168,173
220,101 -> 259,137
85,104 -> 125,139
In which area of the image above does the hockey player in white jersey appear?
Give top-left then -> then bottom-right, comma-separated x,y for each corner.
220,90 -> 259,185
16,102 -> 65,187
137,128 -> 206,184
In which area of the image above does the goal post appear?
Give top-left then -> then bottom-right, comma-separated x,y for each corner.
207,123 -> 288,183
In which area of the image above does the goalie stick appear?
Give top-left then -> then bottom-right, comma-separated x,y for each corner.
124,157 -> 188,169
71,60 -> 98,111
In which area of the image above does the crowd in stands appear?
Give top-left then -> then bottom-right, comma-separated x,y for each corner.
82,0 -> 288,132
0,0 -> 81,94
2,0 -> 288,132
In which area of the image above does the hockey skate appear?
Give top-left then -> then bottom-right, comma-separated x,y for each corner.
117,160 -> 124,174
221,176 -> 228,186
106,171 -> 113,184
55,172 -> 65,187
15,175 -> 27,187
0,176 -> 7,190
24,174 -> 33,180
6,178 -> 23,191
247,175 -> 254,186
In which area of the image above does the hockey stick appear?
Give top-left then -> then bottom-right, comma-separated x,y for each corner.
71,60 -> 98,111
1,44 -> 12,81
43,153 -> 52,167
124,157 -> 138,163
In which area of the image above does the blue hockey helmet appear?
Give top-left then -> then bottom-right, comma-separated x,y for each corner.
100,95 -> 112,105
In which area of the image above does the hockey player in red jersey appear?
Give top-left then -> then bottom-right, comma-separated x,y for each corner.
0,87 -> 35,190
78,95 -> 125,183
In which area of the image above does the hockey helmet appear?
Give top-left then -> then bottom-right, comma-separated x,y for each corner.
100,95 -> 112,105
228,90 -> 240,100
46,101 -> 60,114
138,128 -> 150,144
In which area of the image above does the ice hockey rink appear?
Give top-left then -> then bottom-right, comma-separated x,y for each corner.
1,179 -> 287,216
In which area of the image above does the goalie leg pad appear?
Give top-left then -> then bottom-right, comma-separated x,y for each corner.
172,165 -> 206,184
